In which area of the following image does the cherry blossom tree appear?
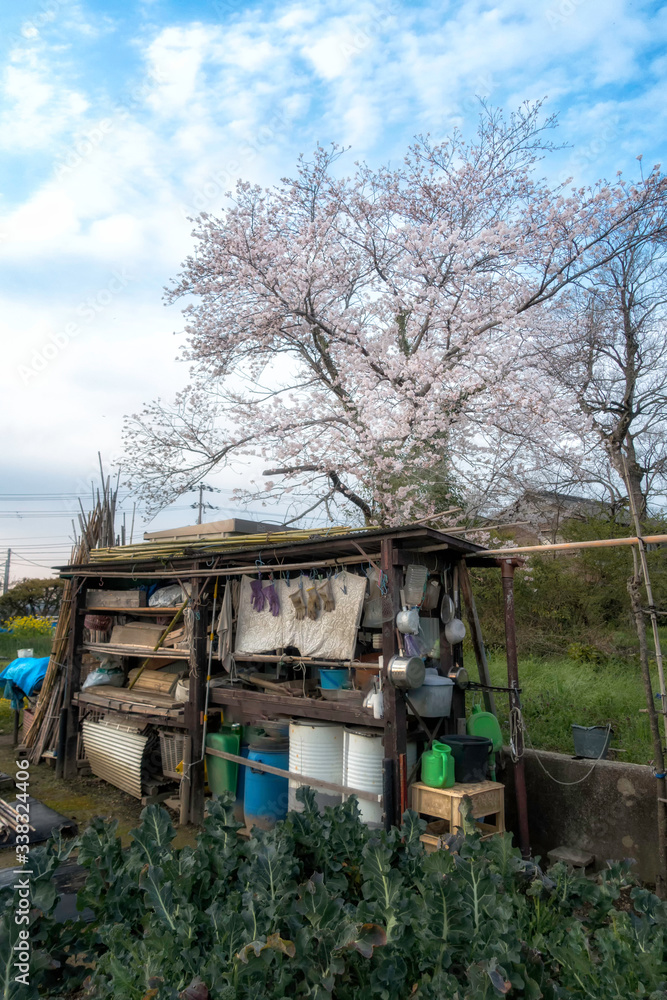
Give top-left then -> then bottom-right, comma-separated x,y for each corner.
123,102 -> 667,525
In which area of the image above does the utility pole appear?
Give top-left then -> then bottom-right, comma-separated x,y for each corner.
2,549 -> 10,594
189,484 -> 220,525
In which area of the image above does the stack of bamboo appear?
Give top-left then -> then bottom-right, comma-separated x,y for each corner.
23,477 -> 118,763
0,798 -> 35,837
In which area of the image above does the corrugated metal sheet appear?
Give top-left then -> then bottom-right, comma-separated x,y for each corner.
82,719 -> 157,798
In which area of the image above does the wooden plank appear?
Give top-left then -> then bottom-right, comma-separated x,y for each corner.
86,589 -> 146,608
83,643 -> 190,659
73,689 -> 185,720
208,685 -> 382,727
459,560 -> 497,716
205,746 -> 382,803
83,606 -> 183,615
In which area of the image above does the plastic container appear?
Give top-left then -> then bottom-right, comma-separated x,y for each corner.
404,564 -> 428,606
418,618 -> 439,656
318,668 -> 349,689
467,704 -> 504,780
421,578 -> 441,612
363,598 -> 383,627
288,720 -> 343,812
206,728 -> 241,798
440,735 -> 493,783
421,742 -> 455,788
343,726 -> 384,828
572,725 -> 612,759
244,746 -> 289,830
17,648 -> 33,659
407,674 -> 454,718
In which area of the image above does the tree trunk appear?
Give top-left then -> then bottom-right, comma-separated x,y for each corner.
628,571 -> 667,897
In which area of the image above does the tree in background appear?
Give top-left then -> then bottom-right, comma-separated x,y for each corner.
479,161 -> 667,519
0,578 -> 64,622
124,102 -> 667,525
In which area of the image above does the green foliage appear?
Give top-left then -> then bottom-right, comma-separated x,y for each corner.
6,788 -> 667,999
0,578 -> 64,623
469,516 -> 667,658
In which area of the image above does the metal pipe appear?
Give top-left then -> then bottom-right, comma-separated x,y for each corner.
500,559 -> 531,859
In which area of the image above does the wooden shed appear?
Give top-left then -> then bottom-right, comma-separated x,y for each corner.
57,524 -> 509,830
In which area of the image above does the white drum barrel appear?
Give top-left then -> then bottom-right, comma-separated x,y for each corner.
343,726 -> 384,828
288,720 -> 344,812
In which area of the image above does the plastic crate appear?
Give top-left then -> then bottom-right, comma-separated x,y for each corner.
159,730 -> 185,779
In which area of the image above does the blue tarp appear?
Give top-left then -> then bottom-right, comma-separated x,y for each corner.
0,656 -> 50,710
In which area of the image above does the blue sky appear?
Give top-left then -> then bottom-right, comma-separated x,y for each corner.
1,0 -> 667,578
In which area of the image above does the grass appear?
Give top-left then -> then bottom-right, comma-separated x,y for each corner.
0,628 -> 53,661
482,653 -> 660,766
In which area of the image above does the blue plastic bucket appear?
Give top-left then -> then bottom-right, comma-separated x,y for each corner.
318,668 -> 348,689
244,747 -> 289,830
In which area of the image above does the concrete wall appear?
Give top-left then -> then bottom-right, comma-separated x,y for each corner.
500,749 -> 659,884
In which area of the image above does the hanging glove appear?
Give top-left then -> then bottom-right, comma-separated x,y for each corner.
306,585 -> 320,620
317,578 -> 335,612
250,578 -> 265,612
263,581 -> 280,617
288,588 -> 306,620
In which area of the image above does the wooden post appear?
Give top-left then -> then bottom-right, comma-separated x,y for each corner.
179,735 -> 192,826
188,582 -> 208,825
64,578 -> 87,780
500,558 -> 530,859
459,560 -> 497,716
381,537 -> 405,825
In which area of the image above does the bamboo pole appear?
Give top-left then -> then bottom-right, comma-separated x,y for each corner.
126,601 -> 189,690
621,458 -> 667,744
481,534 -> 667,557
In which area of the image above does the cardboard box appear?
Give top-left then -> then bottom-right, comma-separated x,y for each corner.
86,589 -> 146,609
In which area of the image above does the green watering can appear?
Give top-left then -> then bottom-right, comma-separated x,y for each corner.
467,704 -> 503,780
421,741 -> 455,788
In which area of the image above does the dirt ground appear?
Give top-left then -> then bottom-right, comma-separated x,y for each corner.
0,725 -> 198,869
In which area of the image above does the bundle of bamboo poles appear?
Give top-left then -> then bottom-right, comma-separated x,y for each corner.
0,798 -> 35,836
85,524 -> 372,564
23,478 -> 117,762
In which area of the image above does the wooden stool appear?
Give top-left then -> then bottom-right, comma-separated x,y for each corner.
411,780 -> 505,850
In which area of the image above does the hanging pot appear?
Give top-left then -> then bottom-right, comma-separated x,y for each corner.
387,655 -> 425,690
440,594 -> 456,624
444,618 -> 466,644
448,666 -> 469,689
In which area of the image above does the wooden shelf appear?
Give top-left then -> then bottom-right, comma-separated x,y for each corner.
208,684 -> 383,727
74,689 -> 186,724
83,606 -> 184,615
82,642 -> 190,659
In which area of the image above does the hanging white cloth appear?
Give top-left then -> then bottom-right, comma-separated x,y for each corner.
234,571 -> 367,661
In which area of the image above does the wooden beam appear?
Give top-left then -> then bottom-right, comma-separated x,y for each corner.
381,537 -> 405,824
187,589 -> 208,825
459,560 -> 497,716
208,686 -> 383,727
204,746 -> 382,803
64,577 -> 86,780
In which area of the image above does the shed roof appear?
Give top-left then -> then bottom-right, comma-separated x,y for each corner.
57,523 -> 485,577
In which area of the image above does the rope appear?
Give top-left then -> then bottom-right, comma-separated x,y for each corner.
524,723 -> 613,786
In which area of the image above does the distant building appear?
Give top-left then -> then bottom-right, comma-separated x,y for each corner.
494,490 -> 625,544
